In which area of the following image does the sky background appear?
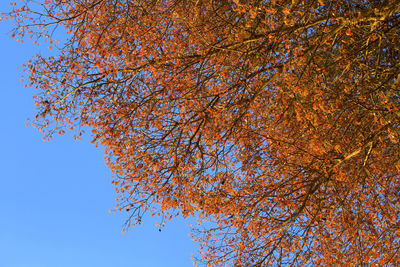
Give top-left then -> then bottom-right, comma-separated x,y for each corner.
0,2 -> 199,267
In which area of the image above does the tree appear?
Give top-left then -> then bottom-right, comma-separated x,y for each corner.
4,0 -> 400,265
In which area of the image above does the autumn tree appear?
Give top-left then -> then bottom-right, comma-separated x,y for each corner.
4,0 -> 400,265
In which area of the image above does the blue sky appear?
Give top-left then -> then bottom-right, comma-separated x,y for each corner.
0,2 -> 198,267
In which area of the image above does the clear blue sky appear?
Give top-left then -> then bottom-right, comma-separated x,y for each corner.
0,2 -> 198,267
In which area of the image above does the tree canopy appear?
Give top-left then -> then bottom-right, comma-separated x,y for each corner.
4,0 -> 400,265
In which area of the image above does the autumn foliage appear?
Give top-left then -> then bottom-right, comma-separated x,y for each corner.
4,0 -> 400,265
